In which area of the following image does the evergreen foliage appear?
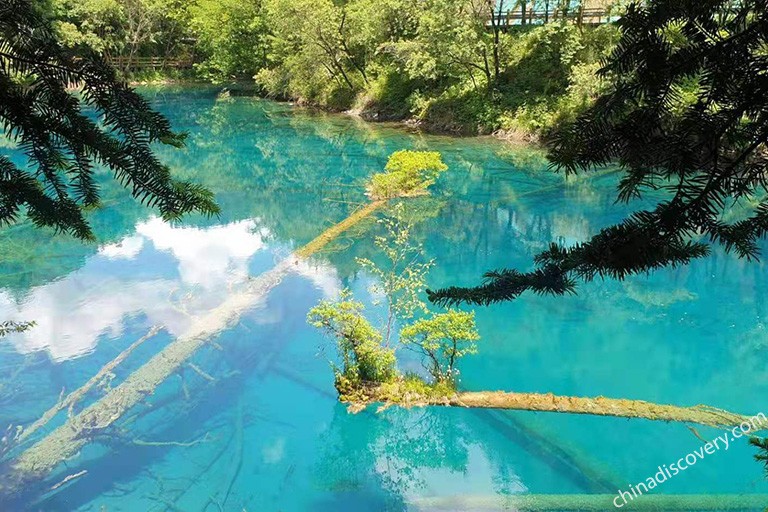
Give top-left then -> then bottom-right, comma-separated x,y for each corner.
749,437 -> 768,480
752,437 -> 768,474
0,320 -> 35,337
429,0 -> 768,306
0,0 -> 218,240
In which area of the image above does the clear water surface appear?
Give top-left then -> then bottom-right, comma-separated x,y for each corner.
0,86 -> 766,511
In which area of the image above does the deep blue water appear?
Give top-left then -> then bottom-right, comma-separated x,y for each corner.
0,86 -> 766,511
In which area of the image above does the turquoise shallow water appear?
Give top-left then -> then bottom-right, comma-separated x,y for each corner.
0,86 -> 767,511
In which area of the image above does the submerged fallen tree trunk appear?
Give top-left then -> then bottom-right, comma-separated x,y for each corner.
348,389 -> 767,431
17,326 -> 162,445
5,265 -> 291,487
471,409 -> 624,493
408,493 -> 768,511
295,200 -> 384,258
1,200 -> 387,494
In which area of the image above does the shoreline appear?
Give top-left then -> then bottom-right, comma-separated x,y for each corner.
128,78 -> 545,148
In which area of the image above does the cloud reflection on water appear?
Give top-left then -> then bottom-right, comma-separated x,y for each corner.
0,217 -> 339,361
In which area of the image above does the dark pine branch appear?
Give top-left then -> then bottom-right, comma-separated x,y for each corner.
0,320 -> 35,337
752,437 -> 768,475
429,0 -> 768,306
0,0 -> 219,240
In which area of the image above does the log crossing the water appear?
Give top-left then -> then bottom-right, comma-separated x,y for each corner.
296,200 -> 385,258
348,389 -> 767,431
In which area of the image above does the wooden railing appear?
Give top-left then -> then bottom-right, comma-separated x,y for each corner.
106,56 -> 194,71
488,7 -> 618,26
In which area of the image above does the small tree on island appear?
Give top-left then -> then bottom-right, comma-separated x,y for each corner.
357,208 -> 434,345
308,291 -> 398,392
400,310 -> 480,384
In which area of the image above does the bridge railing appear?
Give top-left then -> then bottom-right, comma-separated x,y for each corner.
488,7 -> 618,26
106,56 -> 195,71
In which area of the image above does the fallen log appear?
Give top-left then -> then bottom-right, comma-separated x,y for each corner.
347,388 -> 767,431
274,362 -> 625,492
17,326 -> 162,444
295,200 -> 384,258
408,493 -> 768,511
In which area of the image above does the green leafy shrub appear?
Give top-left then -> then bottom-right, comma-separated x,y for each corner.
368,150 -> 448,199
498,23 -> 583,100
400,310 -> 480,383
190,0 -> 268,81
254,67 -> 291,100
371,373 -> 458,404
256,0 -> 365,110
324,85 -> 359,111
308,197 -> 481,402
500,100 -> 559,136
308,290 -> 397,388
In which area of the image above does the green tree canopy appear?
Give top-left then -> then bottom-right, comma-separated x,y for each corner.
189,0 -> 267,81
429,0 -> 768,306
0,0 -> 218,240
400,310 -> 480,383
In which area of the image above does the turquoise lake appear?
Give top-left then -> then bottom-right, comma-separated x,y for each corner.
1,86 -> 767,511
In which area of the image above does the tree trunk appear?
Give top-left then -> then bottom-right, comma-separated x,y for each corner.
349,388 -> 767,432
492,0 -> 503,81
411,493 -> 768,511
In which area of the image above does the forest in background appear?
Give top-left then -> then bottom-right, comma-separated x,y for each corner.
38,0 -> 626,137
